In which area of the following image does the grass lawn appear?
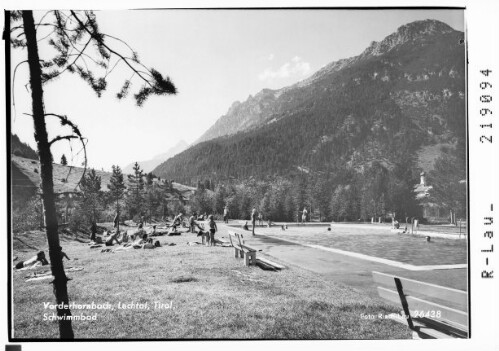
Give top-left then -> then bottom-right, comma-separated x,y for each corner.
12,225 -> 411,340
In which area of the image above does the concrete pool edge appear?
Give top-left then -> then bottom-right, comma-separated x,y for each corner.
255,234 -> 467,271
226,222 -> 467,239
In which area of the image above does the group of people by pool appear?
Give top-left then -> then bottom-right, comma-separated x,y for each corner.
90,210 -> 221,249
241,208 -> 268,235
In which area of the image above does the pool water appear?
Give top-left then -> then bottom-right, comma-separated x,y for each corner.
259,225 -> 467,266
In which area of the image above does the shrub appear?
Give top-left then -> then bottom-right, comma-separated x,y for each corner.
12,197 -> 43,233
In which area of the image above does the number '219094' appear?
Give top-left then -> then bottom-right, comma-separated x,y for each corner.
480,69 -> 493,144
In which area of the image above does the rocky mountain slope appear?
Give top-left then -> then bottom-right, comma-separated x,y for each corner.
155,19 -> 465,185
197,20 -> 463,144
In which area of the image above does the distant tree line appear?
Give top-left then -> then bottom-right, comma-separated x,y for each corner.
12,162 -> 185,233
188,158 -> 423,223
426,139 -> 466,222
188,142 -> 465,225
68,162 -> 184,231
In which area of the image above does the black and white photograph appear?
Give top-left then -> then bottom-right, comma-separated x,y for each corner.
1,1 -> 498,350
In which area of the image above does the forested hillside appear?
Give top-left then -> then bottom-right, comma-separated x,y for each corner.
154,20 -> 466,222
11,133 -> 38,160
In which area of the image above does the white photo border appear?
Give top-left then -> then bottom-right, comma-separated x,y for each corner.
1,1 -> 497,350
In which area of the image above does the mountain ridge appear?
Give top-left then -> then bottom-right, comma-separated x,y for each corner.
154,19 -> 465,187
195,19 -> 461,144
123,140 -> 188,174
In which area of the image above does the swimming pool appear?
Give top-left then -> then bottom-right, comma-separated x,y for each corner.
258,225 -> 467,266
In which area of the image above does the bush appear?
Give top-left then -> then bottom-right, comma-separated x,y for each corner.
68,204 -> 88,233
12,197 -> 43,233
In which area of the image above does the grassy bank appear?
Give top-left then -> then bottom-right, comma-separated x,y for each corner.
12,226 -> 411,339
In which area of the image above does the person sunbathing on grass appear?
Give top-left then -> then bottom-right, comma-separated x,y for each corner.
105,230 -> 122,246
129,225 -> 147,241
167,226 -> 183,236
150,225 -> 171,236
111,238 -> 145,251
15,251 -> 49,269
149,225 -> 157,236
142,239 -> 162,249
119,230 -> 130,243
126,234 -> 161,249
172,213 -> 183,230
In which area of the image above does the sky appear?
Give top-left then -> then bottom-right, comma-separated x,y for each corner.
10,9 -> 464,172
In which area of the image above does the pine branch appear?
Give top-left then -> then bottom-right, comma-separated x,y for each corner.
49,135 -> 79,146
69,10 -> 155,90
44,113 -> 82,137
12,60 -> 29,118
34,11 -> 54,30
43,37 -> 92,82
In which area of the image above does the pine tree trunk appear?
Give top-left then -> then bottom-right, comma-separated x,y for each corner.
116,199 -> 120,232
22,10 -> 74,339
65,194 -> 70,223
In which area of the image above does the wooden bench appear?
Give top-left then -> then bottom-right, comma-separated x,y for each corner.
372,271 -> 468,339
228,231 -> 257,266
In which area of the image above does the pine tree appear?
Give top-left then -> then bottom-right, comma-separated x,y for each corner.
144,173 -> 161,221
312,177 -> 331,221
360,162 -> 389,221
108,165 -> 126,231
213,184 -> 228,214
127,162 -> 145,218
283,190 -> 296,222
427,142 -> 466,223
293,176 -> 309,221
60,154 -> 67,165
79,169 -> 102,224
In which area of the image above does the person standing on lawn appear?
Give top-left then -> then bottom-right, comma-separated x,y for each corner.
208,215 -> 218,246
302,207 -> 308,224
113,213 -> 119,228
90,221 -> 97,242
189,213 -> 197,233
258,212 -> 263,226
223,206 -> 229,224
251,208 -> 257,236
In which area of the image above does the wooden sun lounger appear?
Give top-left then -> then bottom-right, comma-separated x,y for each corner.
372,271 -> 468,339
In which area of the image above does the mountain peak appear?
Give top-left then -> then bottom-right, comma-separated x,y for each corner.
195,19 -> 462,145
156,17 -> 465,184
361,19 -> 456,58
396,19 -> 454,36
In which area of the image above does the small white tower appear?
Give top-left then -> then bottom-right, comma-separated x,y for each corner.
420,171 -> 426,186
